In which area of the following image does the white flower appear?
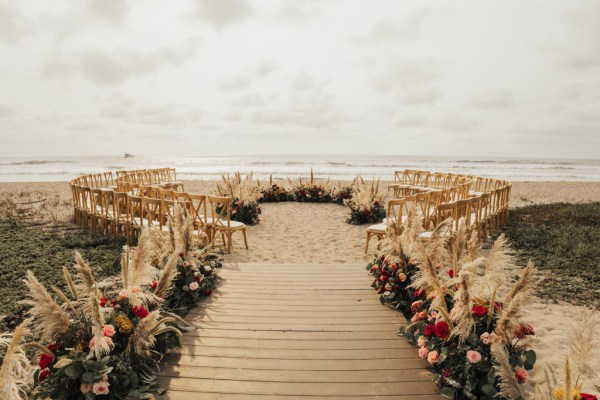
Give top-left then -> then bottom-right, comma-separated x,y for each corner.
189,282 -> 199,291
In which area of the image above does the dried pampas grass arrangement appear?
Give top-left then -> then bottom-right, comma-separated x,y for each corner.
0,318 -> 34,400
20,271 -> 70,343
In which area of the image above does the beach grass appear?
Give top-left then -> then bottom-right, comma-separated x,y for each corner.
501,202 -> 600,309
0,218 -> 124,330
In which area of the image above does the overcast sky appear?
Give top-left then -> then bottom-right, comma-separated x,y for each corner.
0,0 -> 599,158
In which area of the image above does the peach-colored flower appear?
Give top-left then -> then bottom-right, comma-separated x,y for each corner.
488,332 -> 497,343
130,286 -> 141,294
397,272 -> 407,282
466,350 -> 482,363
103,325 -> 115,337
428,311 -> 438,321
417,336 -> 427,347
515,368 -> 528,383
418,347 -> 428,359
480,332 -> 490,344
80,383 -> 93,394
184,261 -> 191,267
93,381 -> 110,395
427,350 -> 439,365
410,311 -> 427,323
118,290 -> 128,300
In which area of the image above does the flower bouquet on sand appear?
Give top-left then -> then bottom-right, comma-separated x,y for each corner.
260,176 -> 294,202
215,172 -> 262,225
370,214 -> 542,399
19,246 -> 185,400
345,178 -> 385,225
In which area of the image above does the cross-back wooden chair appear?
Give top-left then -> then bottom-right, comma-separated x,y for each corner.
112,191 -> 130,243
143,197 -> 167,232
365,197 -> 410,254
89,188 -> 105,234
126,194 -> 144,241
99,189 -> 116,236
207,195 -> 248,254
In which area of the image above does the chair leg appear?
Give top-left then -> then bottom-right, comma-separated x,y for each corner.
227,232 -> 232,254
242,229 -> 248,250
221,232 -> 226,247
365,232 -> 371,254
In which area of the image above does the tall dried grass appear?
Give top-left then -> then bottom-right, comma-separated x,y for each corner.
0,318 -> 33,400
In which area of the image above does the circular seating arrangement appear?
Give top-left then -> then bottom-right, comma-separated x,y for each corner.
69,168 -> 248,253
364,170 -> 512,253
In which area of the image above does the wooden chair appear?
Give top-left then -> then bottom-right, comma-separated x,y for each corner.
99,189 -> 117,236
207,195 -> 248,254
89,188 -> 105,234
365,198 -> 408,254
126,194 -> 144,242
113,192 -> 130,243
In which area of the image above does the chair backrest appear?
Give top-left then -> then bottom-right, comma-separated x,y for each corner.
158,188 -> 174,202
89,188 -> 104,214
100,189 -> 115,220
103,172 -> 114,187
386,198 -> 406,234
139,185 -> 158,199
143,197 -> 164,230
187,193 -> 208,230
208,194 -> 232,229
113,192 -> 129,223
126,194 -> 143,227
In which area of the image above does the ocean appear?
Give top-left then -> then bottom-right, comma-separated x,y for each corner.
1,155 -> 599,182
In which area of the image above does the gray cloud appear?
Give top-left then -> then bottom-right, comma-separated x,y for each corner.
0,2 -> 29,43
218,62 -> 277,91
40,38 -> 200,85
190,0 -> 255,30
99,93 -> 202,126
88,0 -> 130,24
399,86 -> 440,105
352,9 -> 432,46
470,90 -> 514,109
0,104 -> 14,117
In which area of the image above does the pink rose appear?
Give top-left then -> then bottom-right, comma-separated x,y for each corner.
80,383 -> 94,394
397,272 -> 407,282
184,261 -> 191,267
189,282 -> 199,291
427,350 -> 439,365
102,325 -> 115,337
515,368 -> 528,383
417,336 -> 427,347
466,350 -> 482,363
93,381 -> 110,395
410,310 -> 427,323
418,347 -> 428,359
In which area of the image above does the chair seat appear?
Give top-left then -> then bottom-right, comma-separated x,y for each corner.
419,231 -> 434,239
366,223 -> 386,232
214,220 -> 246,229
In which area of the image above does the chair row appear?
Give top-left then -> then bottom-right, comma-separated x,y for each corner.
365,171 -> 512,253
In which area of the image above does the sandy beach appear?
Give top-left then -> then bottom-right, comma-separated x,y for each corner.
1,179 -> 600,394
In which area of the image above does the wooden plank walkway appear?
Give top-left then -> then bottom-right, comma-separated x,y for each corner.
158,263 -> 440,399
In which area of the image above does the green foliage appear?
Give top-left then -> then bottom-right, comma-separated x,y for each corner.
0,220 -> 123,330
501,202 -> 600,309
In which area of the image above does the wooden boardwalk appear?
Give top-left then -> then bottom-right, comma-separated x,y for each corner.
158,263 -> 440,399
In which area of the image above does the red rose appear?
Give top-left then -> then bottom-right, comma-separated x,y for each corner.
39,368 -> 51,382
132,306 -> 149,319
434,321 -> 450,339
443,369 -> 451,378
472,305 -> 488,318
448,269 -> 454,278
413,288 -> 425,299
424,324 -> 435,337
149,281 -> 158,289
99,297 -> 107,307
47,344 -> 59,353
379,275 -> 389,282
39,353 -> 54,369
580,394 -> 597,400
514,323 -> 535,339
178,252 -> 185,258
205,289 -> 213,296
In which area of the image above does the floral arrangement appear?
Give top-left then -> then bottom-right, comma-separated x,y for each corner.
331,185 -> 353,205
215,172 -> 262,225
0,206 -> 222,400
345,178 -> 385,225
368,216 -> 544,399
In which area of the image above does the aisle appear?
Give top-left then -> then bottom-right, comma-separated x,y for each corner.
157,263 -> 440,399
